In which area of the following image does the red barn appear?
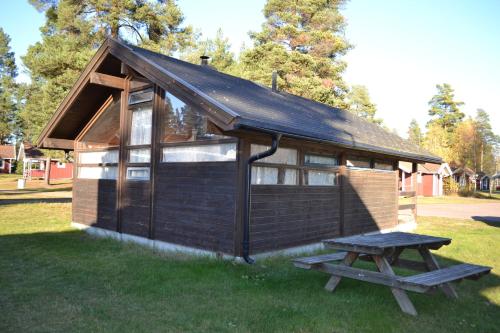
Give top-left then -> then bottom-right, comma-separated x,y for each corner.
0,145 -> 16,173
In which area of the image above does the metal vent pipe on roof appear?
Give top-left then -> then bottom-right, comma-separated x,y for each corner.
271,70 -> 278,92
200,55 -> 210,66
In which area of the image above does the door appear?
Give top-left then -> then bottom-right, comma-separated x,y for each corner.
119,87 -> 154,237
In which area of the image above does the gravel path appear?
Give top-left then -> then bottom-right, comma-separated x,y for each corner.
418,203 -> 500,223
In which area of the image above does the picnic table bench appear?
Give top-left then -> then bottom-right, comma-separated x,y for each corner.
293,232 -> 491,316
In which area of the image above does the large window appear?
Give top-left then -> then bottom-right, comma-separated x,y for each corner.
160,90 -> 236,162
163,143 -> 236,162
374,160 -> 394,171
251,145 -> 298,185
304,153 -> 338,186
250,147 -> 340,186
346,155 -> 371,169
346,155 -> 394,171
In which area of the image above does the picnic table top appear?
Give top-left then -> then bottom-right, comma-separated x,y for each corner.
323,232 -> 451,255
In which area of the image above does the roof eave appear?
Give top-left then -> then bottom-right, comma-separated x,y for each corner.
37,40 -> 113,148
234,119 -> 442,164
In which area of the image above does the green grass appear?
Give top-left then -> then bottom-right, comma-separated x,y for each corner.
398,192 -> 500,205
0,196 -> 499,332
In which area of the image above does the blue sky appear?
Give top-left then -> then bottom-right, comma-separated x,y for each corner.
1,0 -> 499,136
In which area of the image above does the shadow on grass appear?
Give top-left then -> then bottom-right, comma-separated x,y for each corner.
0,197 -> 72,205
0,187 -> 72,195
0,228 -> 499,332
471,216 -> 500,226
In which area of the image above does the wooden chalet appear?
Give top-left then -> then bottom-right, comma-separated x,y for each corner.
37,38 -> 440,261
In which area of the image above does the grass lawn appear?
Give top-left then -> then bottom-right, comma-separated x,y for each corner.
398,192 -> 500,205
1,189 -> 499,332
0,175 -> 72,202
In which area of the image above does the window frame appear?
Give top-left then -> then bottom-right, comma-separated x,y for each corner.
251,145 -> 342,186
251,145 -> 299,185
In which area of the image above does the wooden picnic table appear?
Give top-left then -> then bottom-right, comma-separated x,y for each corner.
293,232 -> 491,316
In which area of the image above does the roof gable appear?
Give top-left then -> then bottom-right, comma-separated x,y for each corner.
39,38 -> 441,163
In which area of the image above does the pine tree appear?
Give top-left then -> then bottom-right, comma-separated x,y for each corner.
407,119 -> 422,146
238,0 -> 351,108
181,28 -> 236,73
19,0 -> 194,142
346,85 -> 381,124
427,83 -> 464,132
473,109 -> 499,174
0,28 -> 18,143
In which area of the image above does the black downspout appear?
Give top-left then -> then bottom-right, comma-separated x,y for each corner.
242,133 -> 282,264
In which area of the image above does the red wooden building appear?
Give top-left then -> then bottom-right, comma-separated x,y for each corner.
399,162 -> 451,197
18,142 -> 73,180
0,145 -> 16,173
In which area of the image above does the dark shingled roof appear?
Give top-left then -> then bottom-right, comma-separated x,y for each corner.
125,42 -> 439,163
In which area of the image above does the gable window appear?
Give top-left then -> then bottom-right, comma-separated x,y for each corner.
160,90 -> 236,163
76,98 -> 120,180
76,97 -> 120,150
251,145 -> 298,185
304,153 -> 338,186
126,88 -> 153,181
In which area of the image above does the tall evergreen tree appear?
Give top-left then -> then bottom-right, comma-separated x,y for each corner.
20,0 -> 194,142
0,28 -> 18,143
427,83 -> 464,132
473,109 -> 499,173
407,119 -> 422,146
238,0 -> 351,108
346,85 -> 381,124
181,28 -> 236,73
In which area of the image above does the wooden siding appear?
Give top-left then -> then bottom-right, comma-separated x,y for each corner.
120,181 -> 151,237
48,161 -> 73,179
343,169 -> 398,235
73,178 -> 117,230
153,162 -> 237,254
249,185 -> 341,253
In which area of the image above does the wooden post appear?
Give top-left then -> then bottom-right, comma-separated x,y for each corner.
412,162 -> 418,221
44,157 -> 51,185
394,160 -> 400,226
339,152 -> 347,236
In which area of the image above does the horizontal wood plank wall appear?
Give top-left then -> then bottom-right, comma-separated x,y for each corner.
73,178 -> 117,230
343,169 -> 398,235
120,181 -> 151,237
249,185 -> 341,253
153,162 -> 237,254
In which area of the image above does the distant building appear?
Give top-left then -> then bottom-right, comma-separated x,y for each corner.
450,166 -> 476,188
398,161 -> 451,196
17,142 -> 73,180
0,144 -> 16,173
